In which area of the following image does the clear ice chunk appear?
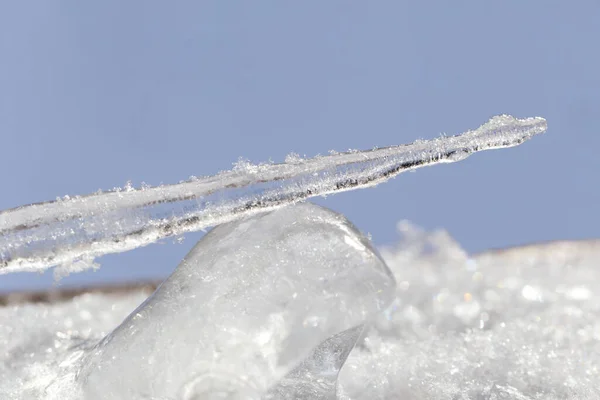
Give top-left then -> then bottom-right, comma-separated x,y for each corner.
265,325 -> 366,400
77,203 -> 395,399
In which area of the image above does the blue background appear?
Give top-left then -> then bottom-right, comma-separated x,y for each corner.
1,1 -> 598,292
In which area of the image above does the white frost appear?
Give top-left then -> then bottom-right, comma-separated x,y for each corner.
0,115 -> 546,274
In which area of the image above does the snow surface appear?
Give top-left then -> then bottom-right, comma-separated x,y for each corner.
1,204 -> 395,399
339,223 -> 600,399
0,115 -> 546,274
2,205 -> 599,399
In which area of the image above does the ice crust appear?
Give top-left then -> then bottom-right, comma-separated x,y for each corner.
2,208 -> 600,399
0,115 -> 547,274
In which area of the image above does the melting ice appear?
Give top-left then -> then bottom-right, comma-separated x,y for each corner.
79,204 -> 395,399
2,206 -> 600,399
1,204 -> 396,399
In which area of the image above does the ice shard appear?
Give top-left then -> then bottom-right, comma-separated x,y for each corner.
264,325 -> 366,399
77,203 -> 395,399
0,115 -> 547,274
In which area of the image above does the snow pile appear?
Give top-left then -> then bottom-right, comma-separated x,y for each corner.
0,289 -> 151,399
0,115 -> 546,274
340,223 -> 600,399
2,205 -> 599,399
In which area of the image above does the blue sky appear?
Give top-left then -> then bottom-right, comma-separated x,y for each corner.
1,1 -> 599,292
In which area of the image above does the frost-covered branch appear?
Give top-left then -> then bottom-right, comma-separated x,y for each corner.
0,115 -> 546,273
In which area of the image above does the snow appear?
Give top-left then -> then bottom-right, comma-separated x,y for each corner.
339,223 -> 600,399
0,289 -> 151,399
2,206 -> 599,399
0,115 -> 546,274
1,204 -> 395,399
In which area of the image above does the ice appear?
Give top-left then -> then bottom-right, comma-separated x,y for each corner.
0,114 -> 546,274
0,203 -> 395,399
265,325 -> 366,400
3,212 -> 600,399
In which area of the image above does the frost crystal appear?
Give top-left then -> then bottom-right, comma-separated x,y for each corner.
0,115 -> 546,274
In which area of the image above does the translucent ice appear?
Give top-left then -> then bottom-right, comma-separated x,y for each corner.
0,115 -> 546,273
265,325 -> 366,400
3,218 -> 600,399
77,203 -> 395,399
